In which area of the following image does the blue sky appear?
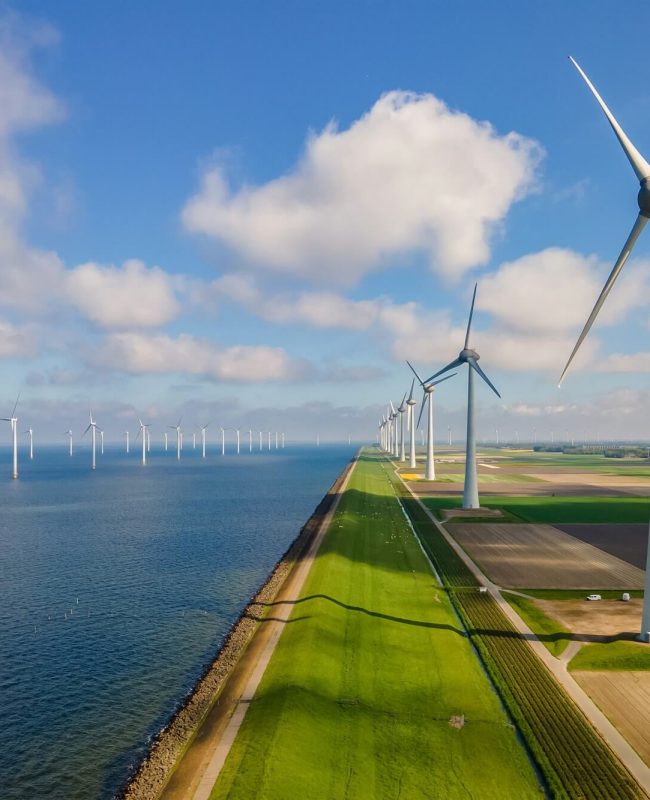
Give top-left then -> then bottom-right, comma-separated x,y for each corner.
3,1 -> 650,442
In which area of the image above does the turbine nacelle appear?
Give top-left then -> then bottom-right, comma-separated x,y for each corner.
459,348 -> 479,362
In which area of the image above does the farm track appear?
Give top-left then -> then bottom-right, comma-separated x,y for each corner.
384,459 -> 645,800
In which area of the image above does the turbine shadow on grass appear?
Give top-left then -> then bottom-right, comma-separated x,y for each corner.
263,594 -> 465,635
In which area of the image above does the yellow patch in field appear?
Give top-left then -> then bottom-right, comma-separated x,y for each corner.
401,473 -> 422,480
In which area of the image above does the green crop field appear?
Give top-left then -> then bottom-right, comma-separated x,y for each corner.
502,593 -> 571,656
422,494 -> 650,524
568,641 -> 650,672
210,453 -> 543,800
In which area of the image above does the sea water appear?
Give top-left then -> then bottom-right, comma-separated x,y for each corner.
0,443 -> 355,799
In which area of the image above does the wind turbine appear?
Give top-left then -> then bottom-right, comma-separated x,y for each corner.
397,393 -> 407,462
100,430 -> 104,455
258,430 -> 263,451
25,427 -> 33,460
281,432 -> 285,448
201,423 -> 209,458
425,284 -> 500,507
164,432 -> 168,451
67,429 -> 73,456
559,57 -> 650,642
125,430 -> 130,454
136,417 -> 150,465
249,428 -> 253,453
192,431 -> 196,449
236,428 -> 241,454
268,431 -> 272,450
83,410 -> 101,471
220,426 -> 226,456
275,431 -> 278,449
2,395 -> 20,479
408,363 -> 455,481
406,379 -> 417,469
169,418 -> 182,460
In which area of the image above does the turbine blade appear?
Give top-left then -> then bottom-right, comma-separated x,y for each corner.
407,377 -> 415,402
400,392 -> 407,408
406,360 -> 425,386
559,213 -> 649,385
464,283 -> 478,348
82,424 -> 91,438
429,372 -> 457,388
424,357 -> 464,384
416,392 -> 428,428
569,56 -> 650,182
468,357 -> 501,398
11,392 -> 20,418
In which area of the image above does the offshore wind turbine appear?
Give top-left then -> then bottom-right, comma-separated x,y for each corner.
408,363 -> 455,481
559,57 -> 650,641
25,427 -> 33,460
220,426 -> 226,456
236,428 -> 240,454
164,431 -> 168,451
83,410 -> 101,471
67,429 -> 73,456
259,430 -> 263,451
125,430 -> 130,454
200,423 -> 209,458
398,393 -> 407,462
137,418 -> 150,465
2,395 -> 20,479
406,379 -> 417,469
249,428 -> 253,453
100,430 -> 104,455
169,418 -> 182,460
425,285 -> 500,507
192,431 -> 196,449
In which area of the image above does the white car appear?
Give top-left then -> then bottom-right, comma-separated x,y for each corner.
586,594 -> 602,601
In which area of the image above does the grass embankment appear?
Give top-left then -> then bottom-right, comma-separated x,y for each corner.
391,472 -> 643,799
210,453 -> 542,800
568,641 -> 650,672
423,495 -> 650,524
502,593 -> 571,657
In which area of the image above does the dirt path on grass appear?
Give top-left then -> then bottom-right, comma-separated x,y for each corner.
158,455 -> 357,800
395,469 -> 650,798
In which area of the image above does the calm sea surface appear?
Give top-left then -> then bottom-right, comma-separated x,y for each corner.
0,442 -> 356,800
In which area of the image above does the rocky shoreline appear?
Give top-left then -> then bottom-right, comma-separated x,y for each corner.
116,456 -> 354,800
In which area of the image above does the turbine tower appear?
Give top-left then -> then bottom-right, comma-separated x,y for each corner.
406,379 -> 417,469
249,428 -> 253,452
220,426 -> 226,456
67,429 -> 73,456
559,57 -> 650,642
125,430 -> 130,454
2,395 -> 20,479
100,430 -> 104,455
408,364 -> 455,481
236,428 -> 241,455
137,418 -> 150,465
398,393 -> 407,462
169,418 -> 182,460
26,427 -> 33,460
83,410 -> 101,471
201,423 -> 209,458
164,431 -> 168,451
425,285 -> 500,507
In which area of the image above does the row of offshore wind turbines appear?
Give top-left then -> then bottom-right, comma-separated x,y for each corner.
383,56 -> 650,642
1,399 -> 289,478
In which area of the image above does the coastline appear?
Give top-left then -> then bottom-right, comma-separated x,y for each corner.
116,453 -> 356,800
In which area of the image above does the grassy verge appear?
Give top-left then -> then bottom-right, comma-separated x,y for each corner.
502,593 -> 571,657
392,468 -> 643,799
422,494 -> 650,524
210,453 -> 543,800
568,641 -> 650,672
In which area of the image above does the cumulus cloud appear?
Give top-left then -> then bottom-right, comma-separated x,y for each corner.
0,317 -> 36,357
66,260 -> 181,329
96,332 -> 306,382
183,91 -> 541,284
478,248 -> 650,335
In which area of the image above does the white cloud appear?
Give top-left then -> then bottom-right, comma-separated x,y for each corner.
96,332 -> 305,382
183,91 -> 541,284
0,317 -> 36,357
596,352 -> 650,373
66,260 -> 181,329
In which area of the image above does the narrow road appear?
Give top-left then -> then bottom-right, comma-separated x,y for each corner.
397,469 -> 650,797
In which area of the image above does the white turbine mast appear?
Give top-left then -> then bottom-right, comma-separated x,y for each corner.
406,379 -> 417,469
25,426 -> 33,460
236,428 -> 241,455
559,57 -> 650,642
201,423 -> 209,458
125,430 -> 130,454
67,429 -> 73,457
425,284 -> 499,506
220,426 -> 225,456
2,394 -> 20,479
168,418 -> 182,460
82,409 -> 101,471
408,363 -> 455,481
137,417 -> 150,465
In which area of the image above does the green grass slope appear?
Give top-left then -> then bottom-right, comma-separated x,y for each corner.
502,593 -> 571,657
210,454 -> 543,800
568,640 -> 650,671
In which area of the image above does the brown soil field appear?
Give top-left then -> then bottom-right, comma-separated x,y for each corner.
527,473 -> 650,496
535,598 -> 642,640
574,671 -> 650,766
556,523 -> 649,570
449,523 -> 645,589
409,480 -> 636,497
